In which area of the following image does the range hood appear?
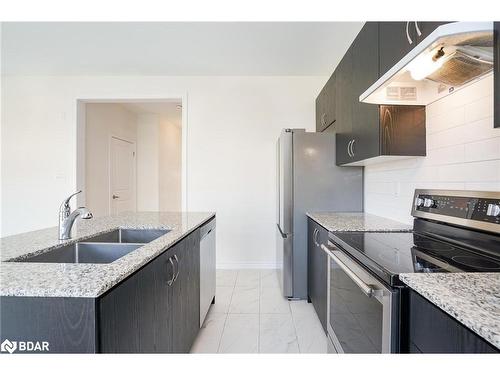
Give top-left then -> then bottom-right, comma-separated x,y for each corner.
360,22 -> 494,105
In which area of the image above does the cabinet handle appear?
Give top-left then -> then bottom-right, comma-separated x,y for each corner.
321,113 -> 327,127
313,228 -> 320,247
414,21 -> 422,37
167,256 -> 175,286
172,254 -> 180,282
406,21 -> 413,44
201,228 -> 213,240
350,139 -> 356,157
347,139 -> 355,157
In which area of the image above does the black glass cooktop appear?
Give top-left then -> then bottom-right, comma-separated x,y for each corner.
329,231 -> 500,286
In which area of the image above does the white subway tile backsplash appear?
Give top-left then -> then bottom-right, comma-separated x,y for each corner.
427,117 -> 494,150
464,182 -> 500,191
464,137 -> 500,162
465,95 -> 494,124
365,75 -> 500,223
425,144 -> 465,166
438,160 -> 500,182
426,106 -> 465,134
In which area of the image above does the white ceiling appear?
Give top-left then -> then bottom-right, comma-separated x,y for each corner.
1,22 -> 363,76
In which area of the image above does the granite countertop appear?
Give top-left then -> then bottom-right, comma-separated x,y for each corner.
307,212 -> 412,232
0,212 -> 214,298
400,273 -> 500,350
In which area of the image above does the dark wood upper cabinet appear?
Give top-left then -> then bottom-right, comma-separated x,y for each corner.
379,105 -> 426,156
379,22 -> 415,77
415,21 -> 450,42
316,72 -> 337,132
350,22 -> 380,162
495,22 -> 499,128
334,47 -> 353,165
378,22 -> 450,77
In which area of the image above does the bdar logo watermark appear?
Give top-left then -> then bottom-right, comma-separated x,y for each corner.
1,339 -> 17,354
1,339 -> 49,354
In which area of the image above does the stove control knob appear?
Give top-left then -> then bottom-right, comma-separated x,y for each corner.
415,197 -> 425,207
423,198 -> 435,208
486,204 -> 500,217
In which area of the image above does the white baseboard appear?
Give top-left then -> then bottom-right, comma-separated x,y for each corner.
216,262 -> 279,270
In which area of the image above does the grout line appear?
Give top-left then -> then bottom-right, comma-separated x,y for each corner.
216,271 -> 236,353
289,300 -> 302,353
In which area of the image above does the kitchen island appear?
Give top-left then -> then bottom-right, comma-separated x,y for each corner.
0,212 -> 215,353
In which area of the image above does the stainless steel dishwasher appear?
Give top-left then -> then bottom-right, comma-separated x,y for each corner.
199,218 -> 216,326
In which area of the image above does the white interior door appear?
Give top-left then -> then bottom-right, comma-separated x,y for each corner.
110,136 -> 137,215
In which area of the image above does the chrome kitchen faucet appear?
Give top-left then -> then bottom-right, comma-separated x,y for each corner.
58,190 -> 93,240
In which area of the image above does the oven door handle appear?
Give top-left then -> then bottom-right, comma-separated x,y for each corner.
321,243 -> 377,298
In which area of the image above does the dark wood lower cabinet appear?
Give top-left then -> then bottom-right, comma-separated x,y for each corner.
0,229 -> 202,354
0,296 -> 96,353
307,218 -> 328,333
98,245 -> 176,353
170,231 -> 200,353
407,290 -> 498,353
99,229 -> 200,353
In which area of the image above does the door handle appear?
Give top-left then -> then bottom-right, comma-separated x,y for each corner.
112,194 -> 120,199
167,256 -> 175,286
172,254 -> 180,282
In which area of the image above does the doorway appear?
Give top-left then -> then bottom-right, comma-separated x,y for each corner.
78,99 -> 184,217
110,136 -> 137,215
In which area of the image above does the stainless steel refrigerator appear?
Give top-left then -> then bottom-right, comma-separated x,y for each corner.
276,129 -> 363,299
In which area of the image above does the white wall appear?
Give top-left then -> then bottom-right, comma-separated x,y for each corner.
136,113 -> 160,211
1,75 -> 324,268
159,118 -> 182,211
0,23 -> 3,234
365,75 -> 500,224
85,103 -> 137,217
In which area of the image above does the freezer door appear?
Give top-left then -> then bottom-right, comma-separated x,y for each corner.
277,130 -> 293,235
276,224 -> 293,298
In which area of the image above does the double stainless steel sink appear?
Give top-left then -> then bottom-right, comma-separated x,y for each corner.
18,229 -> 169,264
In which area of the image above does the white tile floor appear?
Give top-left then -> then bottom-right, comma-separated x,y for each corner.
190,269 -> 328,353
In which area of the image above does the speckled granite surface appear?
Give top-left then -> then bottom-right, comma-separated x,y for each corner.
307,212 -> 412,232
400,273 -> 500,350
0,212 -> 214,298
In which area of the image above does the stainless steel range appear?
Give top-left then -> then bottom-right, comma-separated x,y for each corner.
322,189 -> 500,353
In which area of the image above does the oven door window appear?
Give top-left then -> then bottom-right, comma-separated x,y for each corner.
329,257 -> 384,353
